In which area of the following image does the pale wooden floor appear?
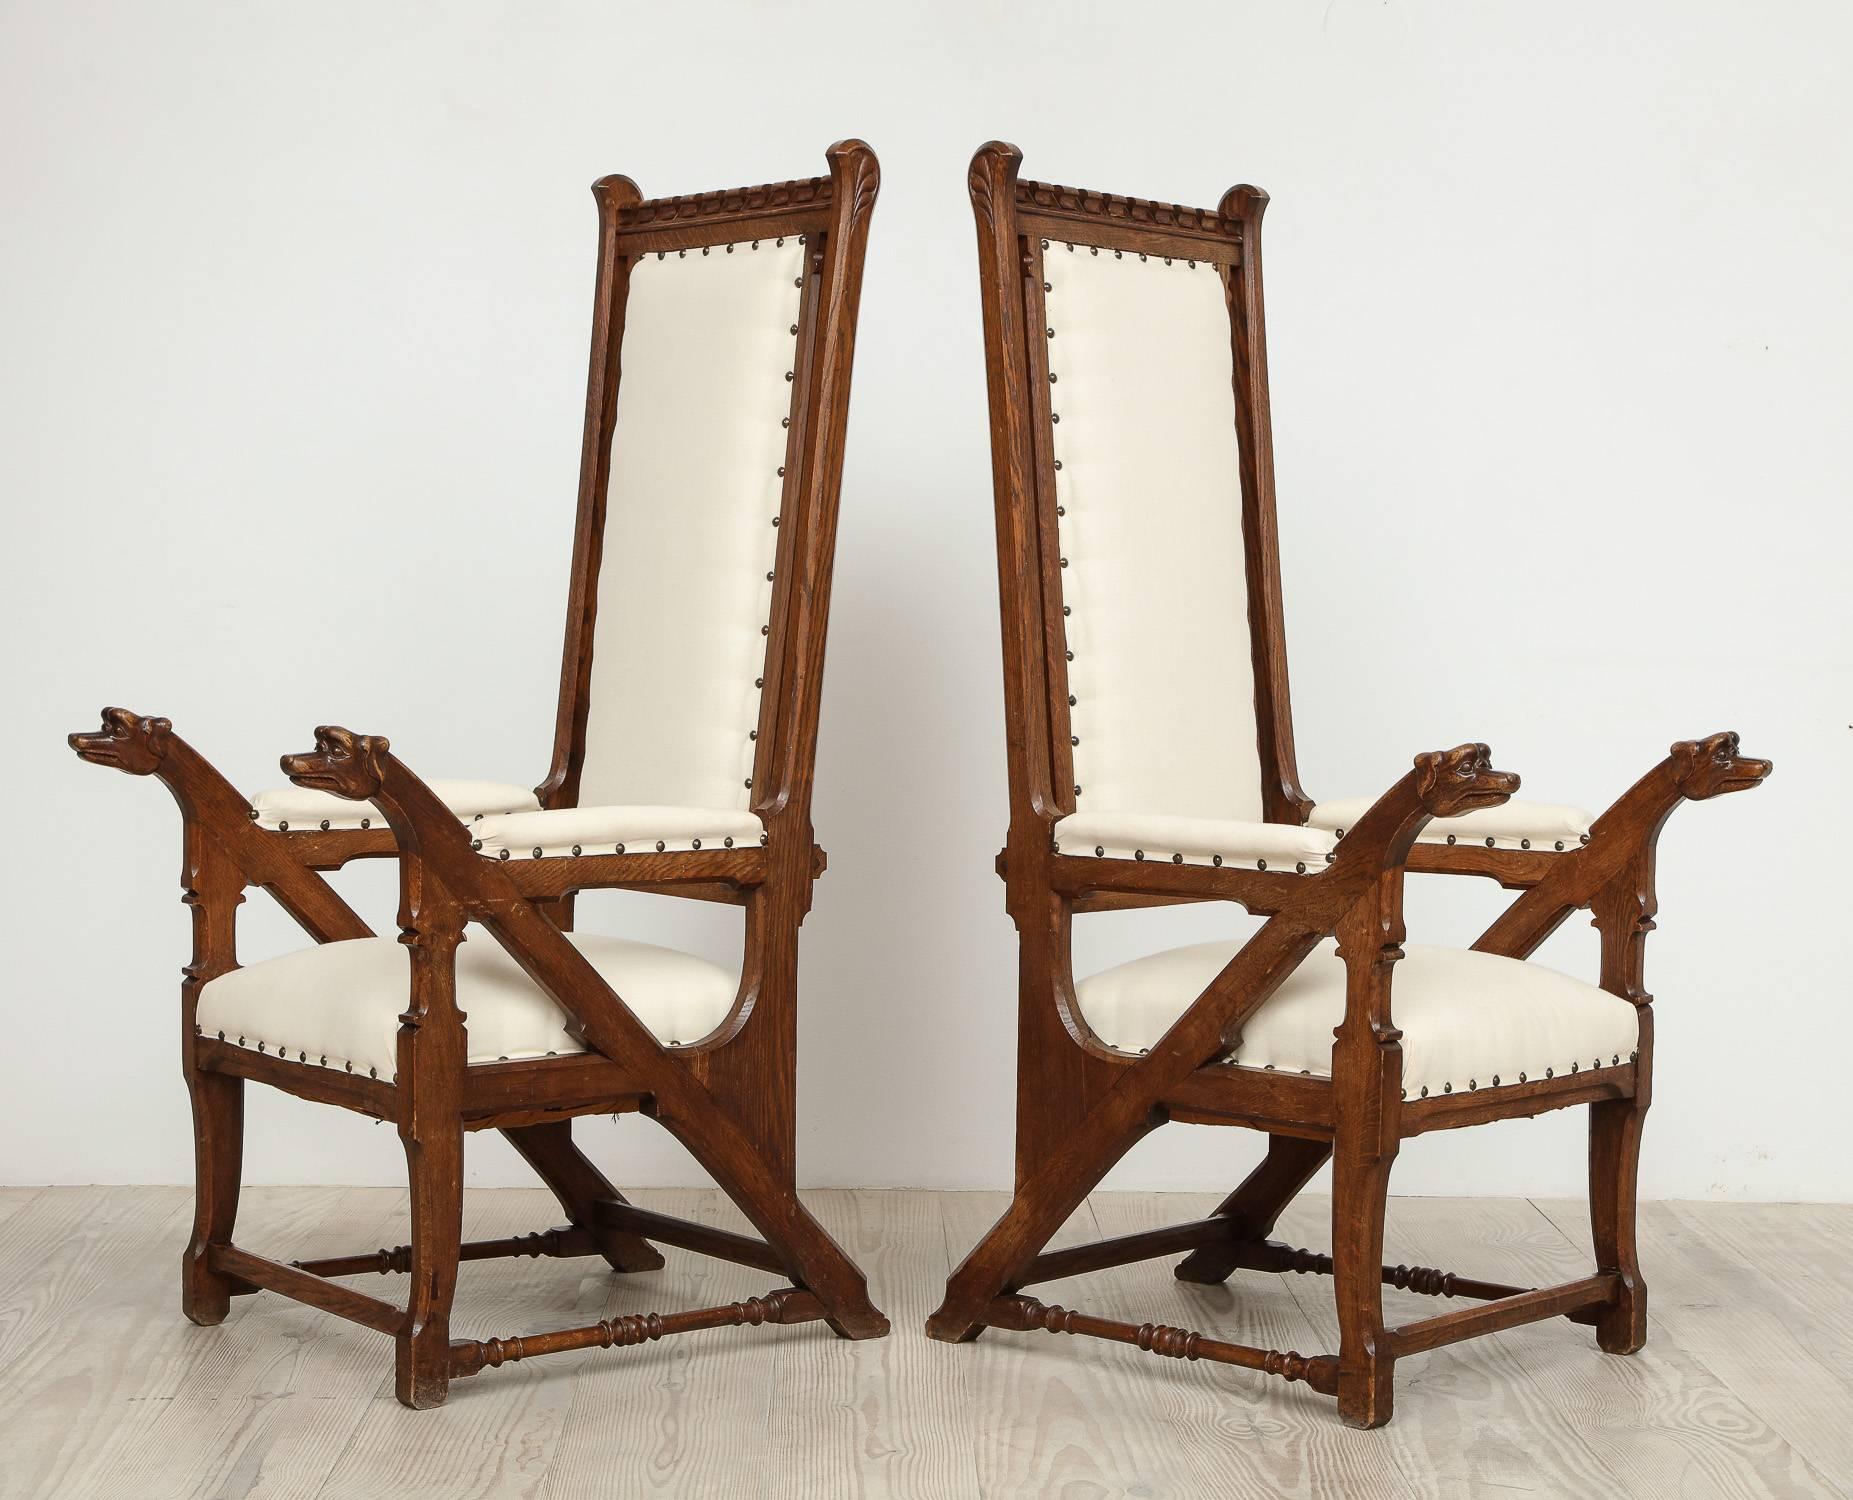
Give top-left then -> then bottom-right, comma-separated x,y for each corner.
0,1187 -> 1847,1498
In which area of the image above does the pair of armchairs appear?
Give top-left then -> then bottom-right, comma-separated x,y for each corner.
71,139 -> 1767,1426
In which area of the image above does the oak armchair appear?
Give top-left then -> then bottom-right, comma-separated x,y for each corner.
928,143 -> 1770,1428
70,140 -> 886,1408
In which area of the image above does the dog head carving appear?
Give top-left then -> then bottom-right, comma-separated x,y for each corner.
280,725 -> 390,802
69,707 -> 172,776
1670,731 -> 1770,800
1413,742 -> 1520,819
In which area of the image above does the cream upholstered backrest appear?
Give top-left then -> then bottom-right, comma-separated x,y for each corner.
1044,241 -> 1263,822
577,238 -> 806,811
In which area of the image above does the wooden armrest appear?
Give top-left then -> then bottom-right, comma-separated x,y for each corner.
497,845 -> 772,901
70,707 -> 377,943
1475,731 -> 1770,960
499,842 -> 822,896
1404,842 -> 1562,888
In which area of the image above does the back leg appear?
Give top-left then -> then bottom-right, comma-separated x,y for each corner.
1175,1134 -> 1331,1284
652,1100 -> 889,1341
503,1120 -> 665,1273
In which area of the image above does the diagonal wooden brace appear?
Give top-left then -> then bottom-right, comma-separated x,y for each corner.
928,916 -> 1326,1341
282,726 -> 888,1339
933,746 -> 1520,1348
1173,1134 -> 1332,1284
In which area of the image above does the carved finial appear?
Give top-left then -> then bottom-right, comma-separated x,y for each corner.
1218,183 -> 1270,227
1669,730 -> 1771,800
280,725 -> 390,801
591,173 -> 642,210
1413,743 -> 1519,818
968,140 -> 1024,218
826,138 -> 880,223
69,707 -> 172,775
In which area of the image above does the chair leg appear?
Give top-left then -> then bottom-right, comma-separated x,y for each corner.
1174,1135 -> 1331,1284
1331,1131 -> 1398,1429
653,1101 -> 889,1341
396,1117 -> 464,1409
181,1069 -> 244,1325
1589,1095 -> 1648,1354
502,1121 -> 665,1273
665,936 -> 888,1339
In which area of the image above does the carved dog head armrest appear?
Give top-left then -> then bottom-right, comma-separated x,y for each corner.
280,725 -> 391,802
69,707 -> 172,775
1413,742 -> 1521,819
1670,731 -> 1771,800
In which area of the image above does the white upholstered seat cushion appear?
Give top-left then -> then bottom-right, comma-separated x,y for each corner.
1309,798 -> 1593,852
250,779 -> 540,832
1054,812 -> 1336,873
471,804 -> 765,860
197,934 -> 737,1080
1075,940 -> 1637,1097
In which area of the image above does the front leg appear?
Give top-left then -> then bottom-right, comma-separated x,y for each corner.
1584,822 -> 1660,1355
393,881 -> 470,1408
180,845 -> 248,1324
1329,891 -> 1408,1428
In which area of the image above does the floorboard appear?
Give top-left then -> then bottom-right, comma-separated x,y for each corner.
0,1187 -> 1846,1499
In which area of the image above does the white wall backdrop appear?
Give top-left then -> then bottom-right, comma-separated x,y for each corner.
4,0 -> 1848,1201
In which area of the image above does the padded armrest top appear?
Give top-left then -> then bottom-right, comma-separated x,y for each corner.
1309,797 -> 1592,853
250,779 -> 540,832
470,804 -> 766,860
1053,811 -> 1337,873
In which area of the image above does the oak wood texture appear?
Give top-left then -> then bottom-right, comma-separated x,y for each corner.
65,140 -> 885,1410
2,1187 -> 1844,1498
932,139 -> 1773,1429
